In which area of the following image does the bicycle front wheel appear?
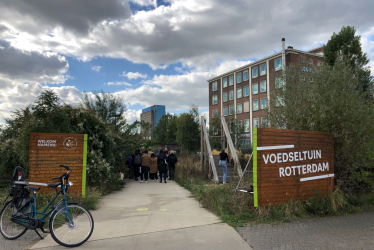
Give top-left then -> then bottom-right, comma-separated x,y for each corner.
49,203 -> 94,247
0,201 -> 28,240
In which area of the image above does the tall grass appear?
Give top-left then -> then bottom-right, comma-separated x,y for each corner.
175,153 -> 374,227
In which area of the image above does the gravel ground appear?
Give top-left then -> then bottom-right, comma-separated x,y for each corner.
238,212 -> 374,250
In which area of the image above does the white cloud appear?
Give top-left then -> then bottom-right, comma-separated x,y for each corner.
2,0 -> 374,70
129,0 -> 157,7
0,82 -> 82,122
106,81 -> 132,86
121,71 -> 148,79
124,108 -> 142,123
91,65 -> 101,72
0,39 -> 68,84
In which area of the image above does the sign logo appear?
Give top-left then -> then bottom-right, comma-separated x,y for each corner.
63,137 -> 77,150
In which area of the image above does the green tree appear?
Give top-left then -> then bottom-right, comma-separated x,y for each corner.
32,90 -> 60,119
324,26 -> 373,96
153,113 -> 177,144
176,105 -> 200,152
267,57 -> 374,192
81,90 -> 127,131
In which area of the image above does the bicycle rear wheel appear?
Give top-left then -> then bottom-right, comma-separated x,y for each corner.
49,203 -> 94,247
0,201 -> 28,240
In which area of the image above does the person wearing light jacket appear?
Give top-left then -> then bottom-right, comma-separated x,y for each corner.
140,150 -> 151,183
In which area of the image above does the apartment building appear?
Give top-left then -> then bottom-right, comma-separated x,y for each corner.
208,38 -> 324,145
140,105 -> 166,140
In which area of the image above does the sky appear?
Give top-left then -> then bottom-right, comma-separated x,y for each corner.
0,0 -> 373,125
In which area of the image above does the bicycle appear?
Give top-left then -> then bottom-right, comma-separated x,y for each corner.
0,165 -> 94,247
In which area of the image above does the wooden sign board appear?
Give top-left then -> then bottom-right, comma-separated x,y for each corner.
29,133 -> 88,197
253,128 -> 334,207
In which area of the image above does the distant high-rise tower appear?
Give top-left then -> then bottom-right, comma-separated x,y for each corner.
140,105 -> 166,140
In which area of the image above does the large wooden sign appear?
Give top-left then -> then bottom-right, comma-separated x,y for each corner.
29,133 -> 88,196
253,128 -> 334,207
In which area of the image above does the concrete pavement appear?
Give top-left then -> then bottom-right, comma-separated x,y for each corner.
30,180 -> 252,250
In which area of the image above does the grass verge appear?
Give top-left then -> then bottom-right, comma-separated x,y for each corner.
175,155 -> 374,227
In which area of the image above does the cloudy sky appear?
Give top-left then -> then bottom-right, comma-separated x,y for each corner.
0,0 -> 373,124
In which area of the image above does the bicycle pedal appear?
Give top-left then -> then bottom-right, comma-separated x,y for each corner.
40,228 -> 50,234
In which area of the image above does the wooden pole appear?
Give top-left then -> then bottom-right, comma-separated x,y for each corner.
200,117 -> 204,173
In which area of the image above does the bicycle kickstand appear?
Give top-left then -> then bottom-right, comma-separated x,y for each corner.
34,229 -> 44,240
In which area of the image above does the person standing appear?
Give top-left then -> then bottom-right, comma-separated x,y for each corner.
167,151 -> 178,180
219,148 -> 229,184
148,147 -> 154,155
133,150 -> 141,181
140,150 -> 151,183
157,150 -> 168,183
149,153 -> 158,181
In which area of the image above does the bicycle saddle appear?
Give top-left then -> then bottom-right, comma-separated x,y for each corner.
26,186 -> 40,192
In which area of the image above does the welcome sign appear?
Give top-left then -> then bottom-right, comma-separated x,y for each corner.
253,128 -> 334,207
29,133 -> 88,197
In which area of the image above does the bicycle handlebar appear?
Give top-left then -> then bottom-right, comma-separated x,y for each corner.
50,165 -> 71,181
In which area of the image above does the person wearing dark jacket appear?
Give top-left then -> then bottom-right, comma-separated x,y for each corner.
167,151 -> 178,180
133,150 -> 142,181
219,148 -> 229,183
157,150 -> 168,183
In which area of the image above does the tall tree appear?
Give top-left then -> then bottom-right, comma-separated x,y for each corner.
81,90 -> 127,131
267,57 -> 374,192
176,105 -> 200,151
324,26 -> 373,96
153,113 -> 177,143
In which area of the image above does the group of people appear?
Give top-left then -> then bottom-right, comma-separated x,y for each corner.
126,147 -> 178,183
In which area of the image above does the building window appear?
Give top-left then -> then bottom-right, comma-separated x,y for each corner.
212,109 -> 218,118
309,58 -> 313,64
237,72 -> 242,83
244,119 -> 250,132
243,86 -> 249,97
243,71 -> 248,81
223,92 -> 228,102
276,96 -> 284,107
237,88 -> 242,99
261,98 -> 267,109
229,105 -> 234,115
275,77 -> 283,88
253,83 -> 258,95
260,80 -> 266,92
229,90 -> 234,100
253,100 -> 259,111
212,95 -> 218,105
301,56 -> 305,63
243,101 -> 249,112
253,118 -> 259,128
317,60 -> 321,66
275,58 -> 282,71
223,106 -> 228,116
229,75 -> 234,86
252,67 -> 258,78
237,120 -> 242,128
261,117 -> 267,127
230,122 -> 234,133
212,81 -> 217,91
237,103 -> 242,114
260,64 -> 266,76
223,78 -> 228,88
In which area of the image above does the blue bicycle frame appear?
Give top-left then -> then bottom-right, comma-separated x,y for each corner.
11,184 -> 73,226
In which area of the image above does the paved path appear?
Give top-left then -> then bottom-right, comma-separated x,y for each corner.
28,180 -> 251,250
238,212 -> 374,250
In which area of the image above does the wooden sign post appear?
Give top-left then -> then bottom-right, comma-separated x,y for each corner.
28,133 -> 88,197
253,128 -> 334,207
